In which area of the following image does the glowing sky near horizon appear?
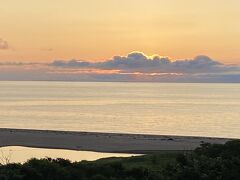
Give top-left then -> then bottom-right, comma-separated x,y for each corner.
0,0 -> 240,63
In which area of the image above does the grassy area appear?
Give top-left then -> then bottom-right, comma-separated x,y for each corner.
93,151 -> 182,170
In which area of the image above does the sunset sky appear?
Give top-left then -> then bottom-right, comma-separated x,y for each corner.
0,0 -> 240,63
0,0 -> 240,82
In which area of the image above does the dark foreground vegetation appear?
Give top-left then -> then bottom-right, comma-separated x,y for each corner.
1,140 -> 240,180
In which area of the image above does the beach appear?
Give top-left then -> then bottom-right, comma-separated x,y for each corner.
0,128 -> 232,153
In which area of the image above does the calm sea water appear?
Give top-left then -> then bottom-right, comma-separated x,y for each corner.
0,81 -> 240,138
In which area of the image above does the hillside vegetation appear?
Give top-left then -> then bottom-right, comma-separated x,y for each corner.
0,140 -> 240,180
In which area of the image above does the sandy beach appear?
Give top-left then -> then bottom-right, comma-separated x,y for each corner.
0,128 -> 233,153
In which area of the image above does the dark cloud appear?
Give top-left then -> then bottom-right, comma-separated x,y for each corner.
50,52 -> 239,74
99,52 -> 171,71
50,59 -> 90,68
0,39 -> 8,50
1,52 -> 239,82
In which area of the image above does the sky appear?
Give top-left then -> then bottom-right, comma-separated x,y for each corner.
0,0 -> 240,82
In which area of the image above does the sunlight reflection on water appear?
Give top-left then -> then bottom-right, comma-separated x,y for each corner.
0,81 -> 240,138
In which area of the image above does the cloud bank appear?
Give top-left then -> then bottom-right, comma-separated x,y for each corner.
50,52 -> 229,74
0,52 -> 240,82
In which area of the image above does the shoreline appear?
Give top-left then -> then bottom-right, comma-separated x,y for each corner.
0,128 -> 234,154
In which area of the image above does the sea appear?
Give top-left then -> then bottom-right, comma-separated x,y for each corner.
0,81 -> 240,139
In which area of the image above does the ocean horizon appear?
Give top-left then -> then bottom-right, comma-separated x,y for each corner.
1,81 -> 239,139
